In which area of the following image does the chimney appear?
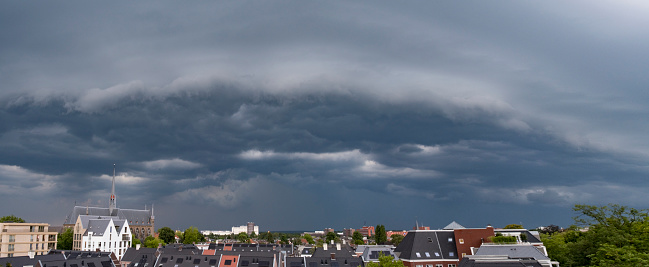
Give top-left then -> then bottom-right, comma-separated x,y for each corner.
136,244 -> 141,250
330,253 -> 335,260
336,244 -> 341,250
28,251 -> 35,259
323,243 -> 328,251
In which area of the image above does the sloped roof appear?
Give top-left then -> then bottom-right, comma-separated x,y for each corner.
65,206 -> 151,226
474,245 -> 549,260
394,231 -> 459,260
86,219 -> 112,236
458,255 -> 544,267
358,245 -> 397,262
122,247 -> 158,263
442,221 -> 465,230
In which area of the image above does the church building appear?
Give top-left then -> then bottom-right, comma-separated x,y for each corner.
63,165 -> 155,249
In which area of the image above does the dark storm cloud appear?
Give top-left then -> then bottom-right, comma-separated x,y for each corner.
1,1 -> 649,230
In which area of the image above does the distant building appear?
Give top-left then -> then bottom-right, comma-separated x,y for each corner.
356,226 -> 374,237
343,229 -> 355,237
386,231 -> 407,240
0,222 -> 57,257
232,223 -> 259,235
63,165 -> 154,250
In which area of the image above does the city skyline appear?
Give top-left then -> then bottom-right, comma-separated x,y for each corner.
1,1 -> 649,231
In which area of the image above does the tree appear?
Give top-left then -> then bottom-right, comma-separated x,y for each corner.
144,236 -> 166,248
250,231 -> 257,238
237,232 -> 250,243
352,231 -> 364,245
304,234 -> 315,244
375,225 -> 387,245
366,255 -> 403,267
266,232 -> 274,243
57,228 -> 73,250
158,227 -> 176,244
0,215 -> 25,223
539,224 -> 561,235
504,224 -> 524,229
280,234 -> 289,245
390,234 -> 404,246
182,226 -> 202,244
325,232 -> 338,244
132,235 -> 142,248
541,204 -> 649,267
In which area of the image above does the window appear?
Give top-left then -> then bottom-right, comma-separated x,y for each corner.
435,265 -> 442,267
8,244 -> 14,251
448,237 -> 453,242
459,239 -> 464,244
426,265 -> 433,267
9,235 -> 15,242
449,252 -> 455,257
425,252 -> 430,257
225,260 -> 232,265
448,265 -> 456,267
434,252 -> 440,257
39,226 -> 45,232
461,253 -> 466,257
415,265 -> 423,267
415,252 -> 421,258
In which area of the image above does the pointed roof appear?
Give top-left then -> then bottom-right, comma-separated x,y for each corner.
443,221 -> 465,230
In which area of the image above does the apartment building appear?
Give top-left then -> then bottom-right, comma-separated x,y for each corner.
0,222 -> 57,257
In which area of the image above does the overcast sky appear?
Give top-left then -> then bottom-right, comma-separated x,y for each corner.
2,1 -> 649,231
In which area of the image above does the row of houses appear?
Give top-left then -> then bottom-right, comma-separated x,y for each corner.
1,220 -> 559,267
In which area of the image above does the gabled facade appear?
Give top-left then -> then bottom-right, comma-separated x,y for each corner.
65,166 -> 154,245
78,216 -> 132,260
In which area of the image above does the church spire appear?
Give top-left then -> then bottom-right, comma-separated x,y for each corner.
109,164 -> 117,215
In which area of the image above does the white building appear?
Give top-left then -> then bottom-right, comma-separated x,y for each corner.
76,215 -> 132,260
231,224 -> 259,235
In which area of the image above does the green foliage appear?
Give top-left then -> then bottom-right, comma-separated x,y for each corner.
304,234 -> 315,244
503,224 -> 524,229
182,226 -> 202,244
390,234 -> 404,246
144,236 -> 166,248
541,204 -> 649,267
0,215 -> 25,223
280,234 -> 289,245
57,228 -> 73,250
266,232 -> 275,243
325,232 -> 338,244
375,225 -> 387,245
158,227 -> 176,244
250,231 -> 257,238
365,255 -> 403,267
490,235 -> 517,243
237,232 -> 250,243
132,235 -> 142,247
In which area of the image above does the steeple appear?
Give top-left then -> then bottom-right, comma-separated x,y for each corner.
109,164 -> 117,215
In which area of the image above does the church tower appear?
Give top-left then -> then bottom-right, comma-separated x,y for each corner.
109,164 -> 117,215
